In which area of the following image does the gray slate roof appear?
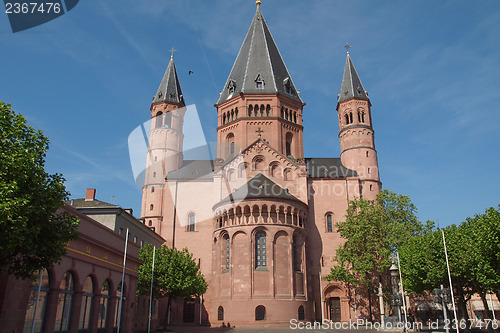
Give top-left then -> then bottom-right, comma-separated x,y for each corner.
153,56 -> 185,106
305,158 -> 358,178
338,53 -> 369,103
166,160 -> 214,180
217,6 -> 302,105
219,173 -> 300,204
66,198 -> 118,208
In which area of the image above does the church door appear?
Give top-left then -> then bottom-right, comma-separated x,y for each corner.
183,299 -> 195,323
329,297 -> 341,322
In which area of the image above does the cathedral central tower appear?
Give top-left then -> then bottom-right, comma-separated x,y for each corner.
215,4 -> 305,161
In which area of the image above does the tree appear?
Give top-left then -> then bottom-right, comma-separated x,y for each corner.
325,189 -> 431,320
399,206 -> 500,328
0,102 -> 79,279
137,244 -> 208,324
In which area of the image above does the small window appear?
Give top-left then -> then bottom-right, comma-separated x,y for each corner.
286,141 -> 291,156
326,214 -> 333,233
255,305 -> 266,321
255,74 -> 264,89
344,114 -> 349,125
298,305 -> 305,320
223,235 -> 230,271
148,220 -> 152,226
370,184 -> 373,191
293,236 -> 300,272
284,168 -> 292,181
164,112 -> 172,128
151,187 -> 155,193
349,112 -> 353,123
227,79 -> 236,94
218,306 -> 224,321
255,232 -> 266,268
188,213 -> 195,232
366,151 -> 369,157
150,204 -> 154,211
155,111 -> 163,128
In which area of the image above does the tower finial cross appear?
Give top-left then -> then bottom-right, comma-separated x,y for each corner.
256,0 -> 261,6
256,127 -> 264,138
344,43 -> 351,54
169,47 -> 177,59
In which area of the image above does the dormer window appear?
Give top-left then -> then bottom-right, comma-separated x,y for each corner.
227,79 -> 236,94
255,74 -> 264,89
283,77 -> 292,94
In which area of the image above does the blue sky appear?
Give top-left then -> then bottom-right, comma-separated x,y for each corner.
1,0 -> 499,227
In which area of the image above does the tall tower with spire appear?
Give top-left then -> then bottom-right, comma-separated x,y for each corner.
141,53 -> 187,237
215,1 -> 305,161
337,50 -> 381,199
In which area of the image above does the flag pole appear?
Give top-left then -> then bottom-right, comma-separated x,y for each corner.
148,246 -> 156,333
117,228 -> 129,333
397,251 -> 408,330
442,230 -> 459,333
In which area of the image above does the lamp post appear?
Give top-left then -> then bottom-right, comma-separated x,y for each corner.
433,285 -> 451,333
390,263 -> 401,322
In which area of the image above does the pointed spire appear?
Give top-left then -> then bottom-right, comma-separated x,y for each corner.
217,4 -> 302,105
338,51 -> 369,103
153,53 -> 185,106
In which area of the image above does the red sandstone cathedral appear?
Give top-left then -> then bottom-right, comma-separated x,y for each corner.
141,2 -> 380,327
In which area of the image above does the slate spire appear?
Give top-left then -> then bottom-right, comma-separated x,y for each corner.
153,54 -> 185,106
338,52 -> 369,103
217,4 -> 302,104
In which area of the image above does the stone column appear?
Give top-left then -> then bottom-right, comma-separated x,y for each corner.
69,290 -> 83,333
42,287 -> 59,333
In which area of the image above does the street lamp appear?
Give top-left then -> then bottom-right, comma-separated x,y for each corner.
390,263 -> 401,322
432,285 -> 451,333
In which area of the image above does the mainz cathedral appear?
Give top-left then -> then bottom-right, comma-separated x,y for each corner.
141,1 -> 381,326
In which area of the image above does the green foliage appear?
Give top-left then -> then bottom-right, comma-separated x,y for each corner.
326,196 -> 390,287
326,189 -> 430,288
0,102 -> 79,279
377,190 -> 435,251
399,205 -> 500,316
137,244 -> 208,300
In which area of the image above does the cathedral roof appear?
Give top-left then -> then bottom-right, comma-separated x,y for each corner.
338,52 -> 369,103
216,5 -> 302,105
152,55 -> 185,106
166,160 -> 214,180
305,158 -> 358,178
219,173 -> 300,204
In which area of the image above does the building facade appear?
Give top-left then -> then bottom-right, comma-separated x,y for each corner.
0,205 -> 141,333
141,3 -> 381,327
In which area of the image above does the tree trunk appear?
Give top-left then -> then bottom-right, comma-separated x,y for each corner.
480,291 -> 494,333
163,296 -> 171,328
368,285 -> 374,322
456,286 -> 471,333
